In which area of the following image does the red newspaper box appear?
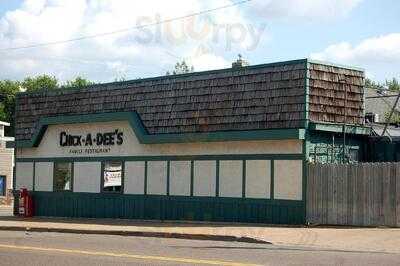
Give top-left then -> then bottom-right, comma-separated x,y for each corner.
18,188 -> 34,217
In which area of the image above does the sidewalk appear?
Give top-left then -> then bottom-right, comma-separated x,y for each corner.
0,215 -> 399,254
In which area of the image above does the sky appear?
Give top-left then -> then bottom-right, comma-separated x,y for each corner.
0,0 -> 399,83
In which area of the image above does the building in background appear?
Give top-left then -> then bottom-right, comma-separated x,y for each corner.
363,88 -> 400,162
0,121 -> 14,204
8,59 -> 371,224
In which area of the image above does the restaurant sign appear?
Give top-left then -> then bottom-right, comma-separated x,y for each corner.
59,129 -> 124,155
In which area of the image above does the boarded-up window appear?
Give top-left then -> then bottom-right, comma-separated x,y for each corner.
147,161 -> 167,195
15,162 -> 34,190
35,162 -> 54,191
219,160 -> 242,198
193,161 -> 216,197
124,161 -> 145,194
245,160 -> 271,199
169,161 -> 191,196
73,162 -> 101,193
274,160 -> 302,200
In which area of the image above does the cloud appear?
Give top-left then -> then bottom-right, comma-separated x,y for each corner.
310,33 -> 400,80
251,0 -> 363,20
0,0 -> 264,82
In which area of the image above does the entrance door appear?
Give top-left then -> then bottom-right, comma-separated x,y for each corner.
0,176 -> 5,196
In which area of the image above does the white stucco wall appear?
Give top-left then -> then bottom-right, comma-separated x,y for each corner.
245,160 -> 271,199
15,162 -> 34,190
169,161 -> 191,196
17,121 -> 302,159
219,160 -> 242,198
0,138 -> 14,190
73,162 -> 101,193
193,160 -> 216,197
147,161 -> 167,195
124,161 -> 145,194
34,162 -> 53,191
274,160 -> 302,200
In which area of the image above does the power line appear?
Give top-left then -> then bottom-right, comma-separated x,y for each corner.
0,0 -> 252,52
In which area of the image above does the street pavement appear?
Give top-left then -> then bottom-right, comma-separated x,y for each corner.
1,216 -> 400,254
0,231 -> 399,266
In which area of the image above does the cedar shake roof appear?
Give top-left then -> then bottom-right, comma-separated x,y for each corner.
15,59 -> 365,142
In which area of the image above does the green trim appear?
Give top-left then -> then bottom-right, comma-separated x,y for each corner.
31,191 -> 305,224
16,153 -> 304,163
32,162 -> 36,192
15,112 -> 306,148
302,136 -> 308,222
309,122 -> 371,135
121,161 -> 125,194
215,160 -> 220,197
71,162 -> 74,192
166,161 -> 170,196
270,160 -> 274,200
242,160 -> 246,198
18,59 -> 308,97
307,59 -> 365,72
144,161 -> 148,195
190,160 -> 194,197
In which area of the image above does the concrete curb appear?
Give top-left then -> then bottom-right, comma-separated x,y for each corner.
0,226 -> 271,244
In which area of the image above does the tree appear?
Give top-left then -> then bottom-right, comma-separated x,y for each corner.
0,80 -> 20,136
21,75 -> 59,92
385,78 -> 400,91
166,60 -> 194,75
365,78 -> 380,90
63,76 -> 94,88
384,111 -> 400,124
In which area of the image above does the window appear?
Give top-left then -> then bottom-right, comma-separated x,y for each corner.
0,175 -> 5,196
54,162 -> 73,191
348,148 -> 359,162
103,161 -> 123,192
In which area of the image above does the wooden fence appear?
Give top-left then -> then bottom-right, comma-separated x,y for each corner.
307,163 -> 400,227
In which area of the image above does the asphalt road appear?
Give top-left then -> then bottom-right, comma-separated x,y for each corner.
0,231 -> 399,266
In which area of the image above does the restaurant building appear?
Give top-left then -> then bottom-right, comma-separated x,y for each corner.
9,59 -> 370,224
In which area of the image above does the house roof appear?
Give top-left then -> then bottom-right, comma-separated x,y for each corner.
14,59 -> 365,145
16,59 -> 308,143
365,88 -> 400,121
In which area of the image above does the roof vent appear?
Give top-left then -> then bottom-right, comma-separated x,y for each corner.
232,54 -> 249,68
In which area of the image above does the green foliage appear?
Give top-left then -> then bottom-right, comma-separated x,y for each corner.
63,76 -> 94,89
0,80 -> 20,135
366,77 -> 400,91
385,78 -> 400,91
21,75 -> 59,92
166,60 -> 194,75
365,78 -> 380,90
384,111 -> 400,124
0,75 -> 94,137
